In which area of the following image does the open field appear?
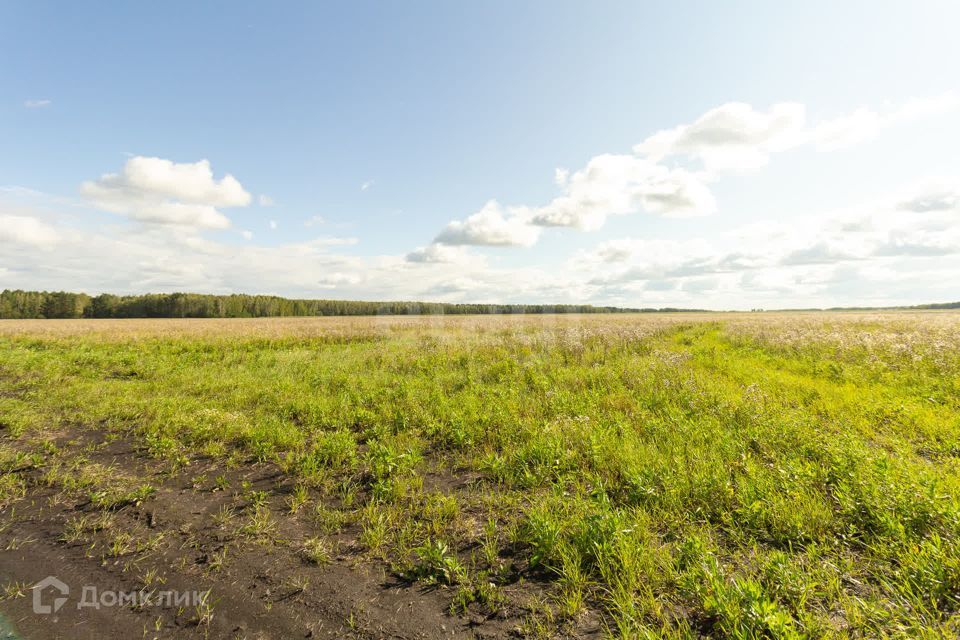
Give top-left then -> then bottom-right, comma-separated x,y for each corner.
0,312 -> 958,639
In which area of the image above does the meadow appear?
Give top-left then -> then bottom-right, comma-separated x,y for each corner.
0,313 -> 958,639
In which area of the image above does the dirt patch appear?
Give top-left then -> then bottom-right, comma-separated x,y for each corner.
0,434 -> 524,640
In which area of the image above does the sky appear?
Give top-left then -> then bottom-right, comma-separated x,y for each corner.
2,1 -> 959,310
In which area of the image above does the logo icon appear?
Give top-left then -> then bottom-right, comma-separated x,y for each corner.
32,576 -> 69,614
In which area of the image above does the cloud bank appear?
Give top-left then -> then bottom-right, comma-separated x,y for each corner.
420,94 -> 959,260
4,95 -> 958,310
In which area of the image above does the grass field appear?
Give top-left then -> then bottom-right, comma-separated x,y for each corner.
1,313 -> 958,639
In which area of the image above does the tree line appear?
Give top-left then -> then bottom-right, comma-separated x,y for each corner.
0,289 -> 690,319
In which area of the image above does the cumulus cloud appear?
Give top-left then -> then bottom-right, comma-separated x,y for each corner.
81,156 -> 251,229
1,189 -> 580,304
85,157 -> 250,206
635,102 -> 807,171
571,179 -> 960,304
258,194 -> 275,206
435,157 -> 715,246
426,96 -> 952,249
3,179 -> 959,309
636,94 -> 960,167
6,96 -> 959,310
435,200 -> 541,247
0,214 -> 60,249
0,192 -> 373,296
405,243 -> 477,264
532,155 -> 715,229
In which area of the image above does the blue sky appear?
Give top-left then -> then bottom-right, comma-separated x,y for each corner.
2,1 -> 959,308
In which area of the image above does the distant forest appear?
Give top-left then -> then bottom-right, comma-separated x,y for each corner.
2,289 -> 954,319
0,289 -> 691,319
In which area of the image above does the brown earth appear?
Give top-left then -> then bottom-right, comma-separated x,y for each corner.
0,433 -> 554,640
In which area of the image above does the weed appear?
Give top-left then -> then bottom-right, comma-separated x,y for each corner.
213,474 -> 230,492
208,545 -> 229,572
213,504 -> 237,528
1,580 -> 28,600
238,505 -> 278,541
410,538 -> 464,585
313,503 -> 348,533
301,537 -> 332,565
286,483 -> 310,513
91,484 -> 156,510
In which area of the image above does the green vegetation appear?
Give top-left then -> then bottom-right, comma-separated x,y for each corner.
1,313 -> 959,637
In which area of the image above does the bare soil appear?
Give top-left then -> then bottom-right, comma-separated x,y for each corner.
0,434 -> 534,640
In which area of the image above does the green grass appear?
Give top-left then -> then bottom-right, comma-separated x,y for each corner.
1,314 -> 959,637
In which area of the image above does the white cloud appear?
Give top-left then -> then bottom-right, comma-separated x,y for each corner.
361,180 -> 374,191
635,102 -> 807,171
532,155 -> 715,229
435,200 -> 541,247
577,238 -> 714,268
583,239 -> 637,263
84,157 -> 250,207
578,238 -> 719,284
0,199 -> 375,296
0,184 -> 586,301
0,214 -> 60,249
81,157 -> 251,229
24,99 -> 51,108
780,239 -> 870,265
317,272 -> 362,288
259,194 -> 275,206
120,202 -> 232,228
3,182 -> 959,309
5,93 -> 959,310
636,94 -> 960,167
571,179 -> 960,305
406,243 -> 478,264
812,94 -> 960,151
681,277 -> 721,293
874,228 -> 960,257
809,108 -> 886,152
423,95 -> 954,250
895,181 -> 959,213
435,157 -> 715,246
